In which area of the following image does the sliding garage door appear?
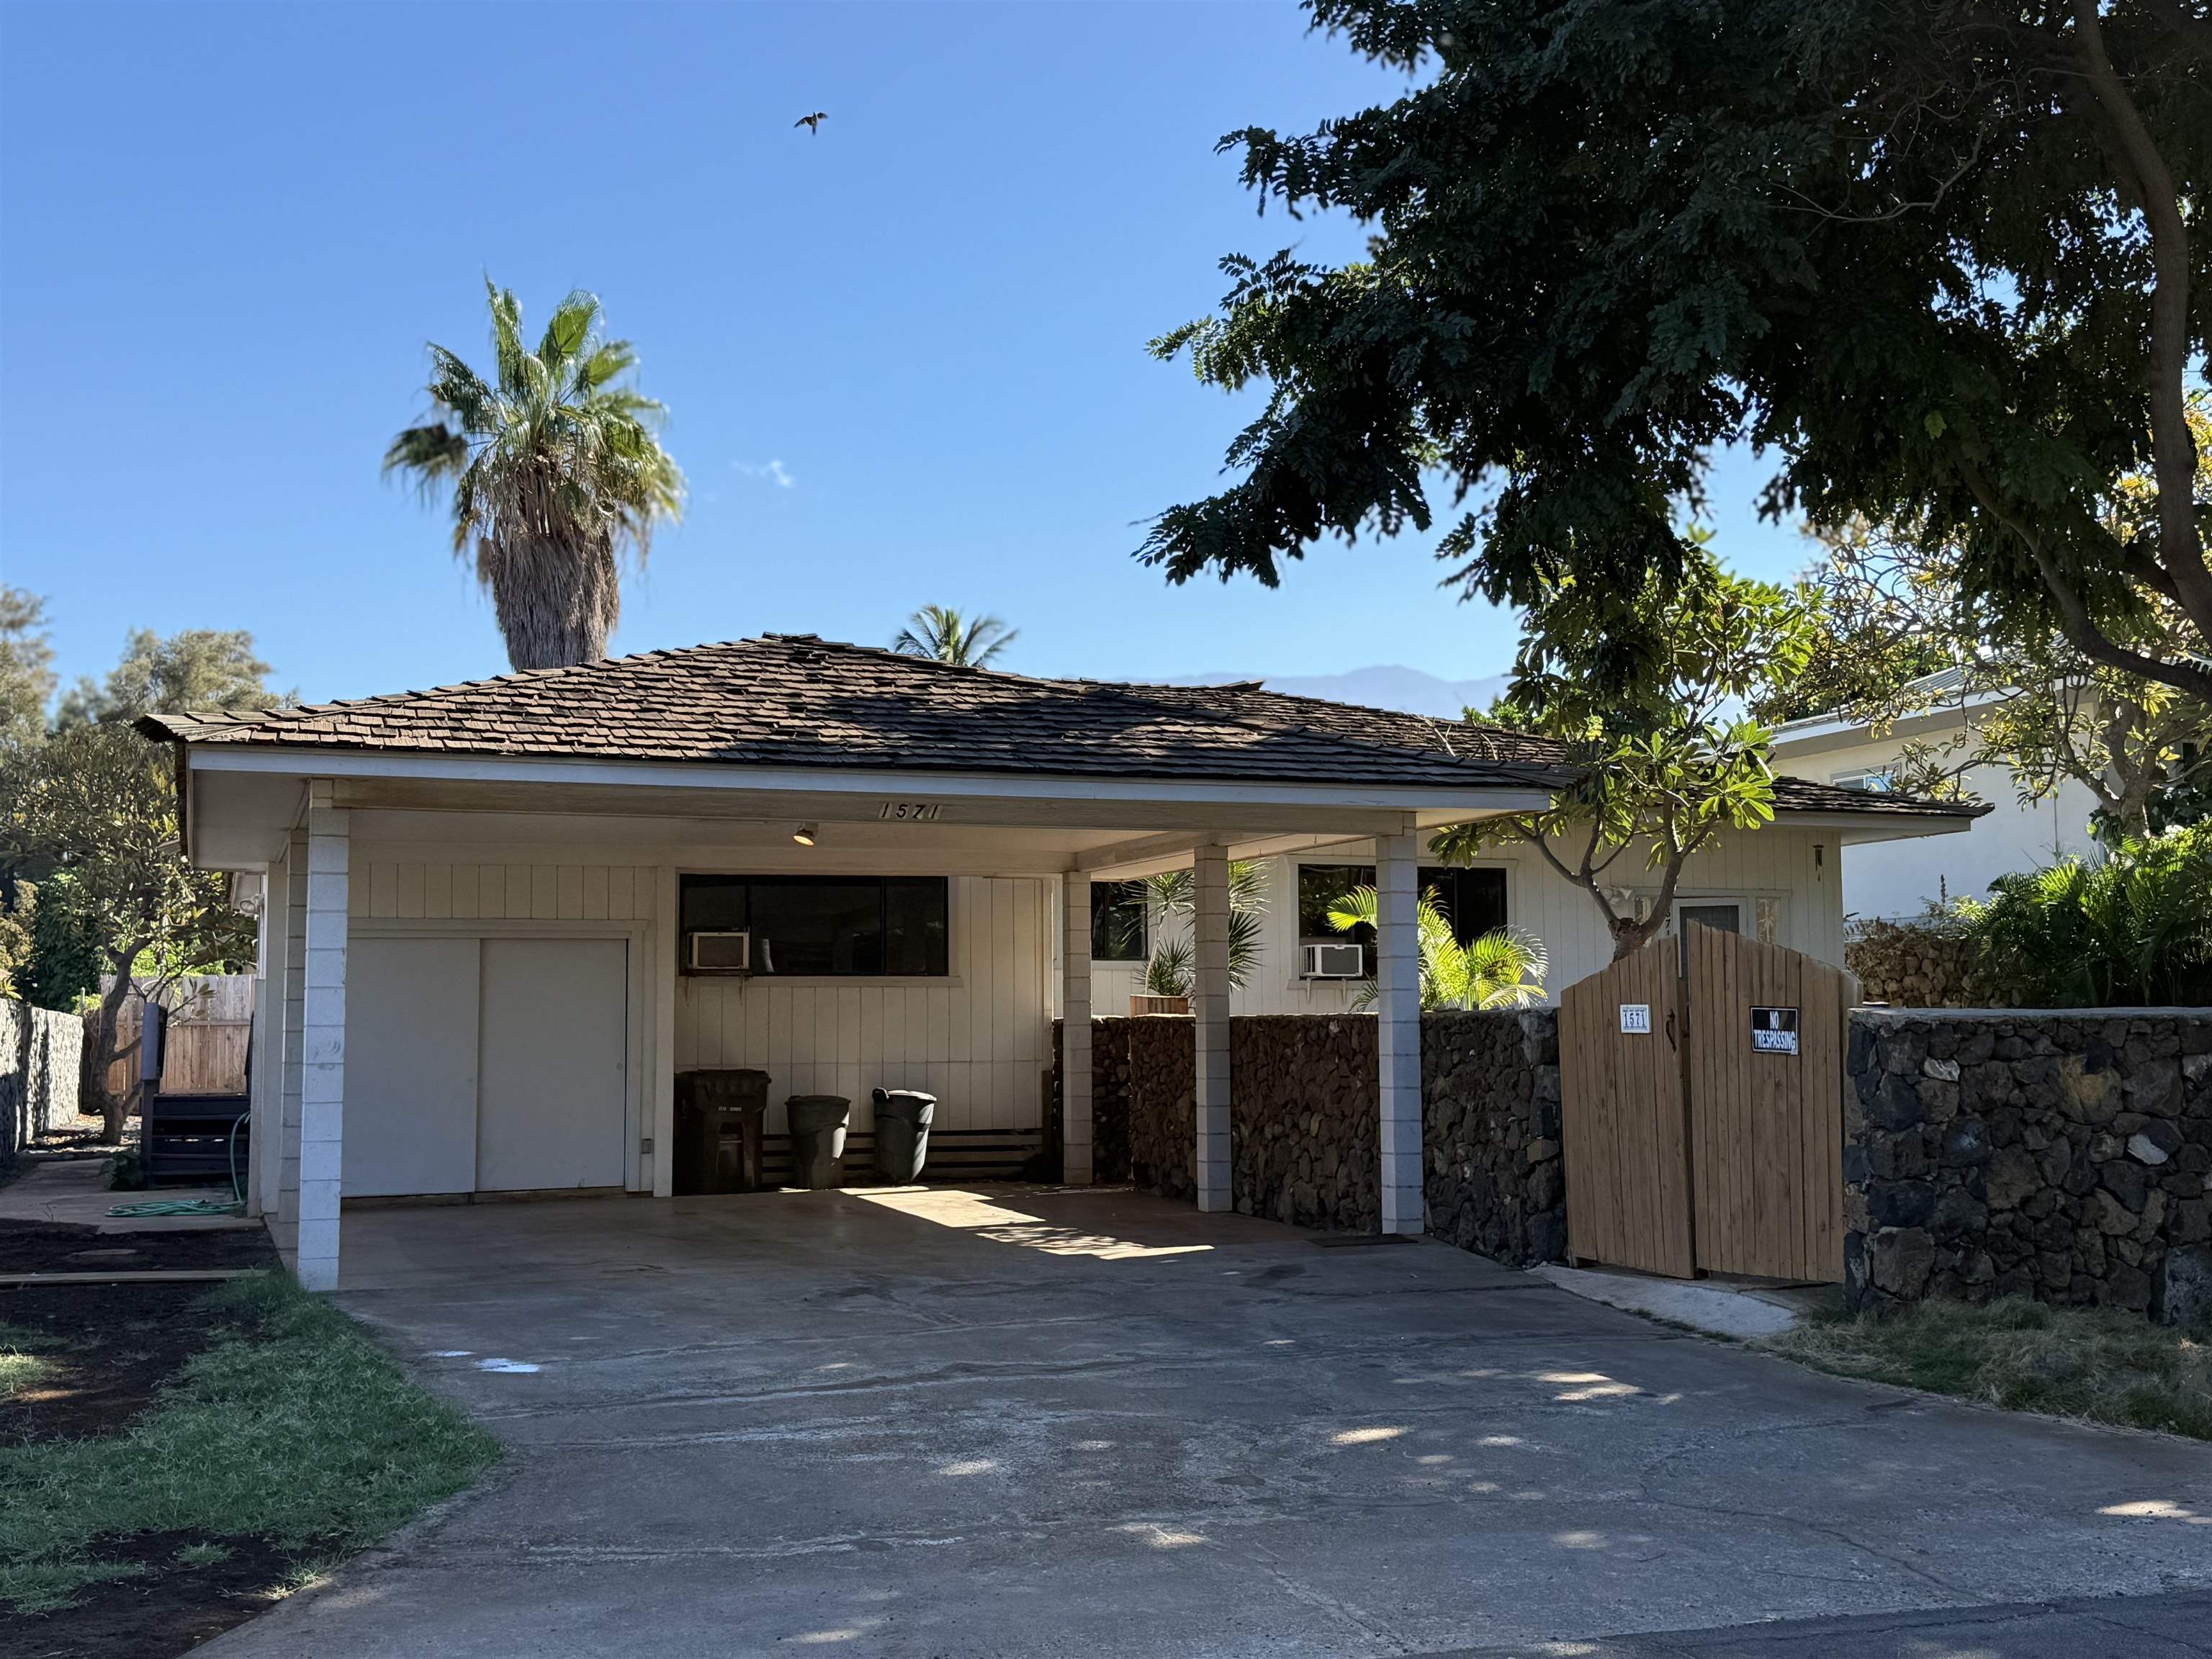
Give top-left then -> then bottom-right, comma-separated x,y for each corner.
343,938 -> 480,1197
475,938 -> 629,1192
342,935 -> 628,1197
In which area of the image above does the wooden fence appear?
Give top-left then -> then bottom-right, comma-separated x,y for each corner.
1557,928 -> 1851,1284
100,975 -> 253,1102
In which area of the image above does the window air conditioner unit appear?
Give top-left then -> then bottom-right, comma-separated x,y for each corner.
688,930 -> 752,972
1303,941 -> 1365,979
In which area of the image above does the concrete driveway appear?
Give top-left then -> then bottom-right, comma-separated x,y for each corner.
210,1187 -> 2212,1658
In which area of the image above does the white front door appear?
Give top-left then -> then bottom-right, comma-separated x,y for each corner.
475,938 -> 629,1192
343,938 -> 480,1196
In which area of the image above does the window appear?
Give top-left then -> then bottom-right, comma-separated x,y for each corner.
1089,880 -> 1148,962
679,875 -> 949,976
1296,863 -> 1511,955
1832,768 -> 1894,792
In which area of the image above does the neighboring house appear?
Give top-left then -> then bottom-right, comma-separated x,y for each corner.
140,634 -> 1974,1289
1771,669 -> 2105,922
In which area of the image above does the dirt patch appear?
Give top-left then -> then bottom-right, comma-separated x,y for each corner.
0,1530 -> 310,1659
0,1223 -> 277,1446
4,1285 -> 241,1447
0,1220 -> 275,1276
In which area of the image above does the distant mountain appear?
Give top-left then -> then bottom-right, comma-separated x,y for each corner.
1159,665 -> 1511,721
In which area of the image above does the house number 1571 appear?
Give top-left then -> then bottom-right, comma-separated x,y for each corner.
878,802 -> 943,822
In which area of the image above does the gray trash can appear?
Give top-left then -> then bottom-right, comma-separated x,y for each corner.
871,1089 -> 936,1183
786,1095 -> 852,1189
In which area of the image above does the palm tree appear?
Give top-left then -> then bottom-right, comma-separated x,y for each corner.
1326,886 -> 1548,1010
892,606 -> 1017,667
385,282 -> 684,670
1139,860 -> 1268,992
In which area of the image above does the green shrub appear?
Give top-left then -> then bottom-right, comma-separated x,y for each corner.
1966,824 -> 2212,1007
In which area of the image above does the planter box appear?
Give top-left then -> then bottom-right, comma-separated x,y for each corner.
1128,995 -> 1190,1017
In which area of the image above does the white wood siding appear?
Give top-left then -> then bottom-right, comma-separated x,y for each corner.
351,860 -> 647,922
673,876 -> 1053,1136
1094,825 -> 1844,1011
353,858 -> 1052,1138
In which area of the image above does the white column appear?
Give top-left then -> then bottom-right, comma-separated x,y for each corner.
296,784 -> 349,1291
651,865 -> 678,1197
1192,840 -> 1232,1213
245,873 -> 271,1218
274,829 -> 307,1266
1376,830 -> 1424,1235
1061,873 -> 1094,1185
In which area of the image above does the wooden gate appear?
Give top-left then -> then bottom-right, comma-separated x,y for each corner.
1560,926 -> 1852,1283
1558,938 -> 1694,1277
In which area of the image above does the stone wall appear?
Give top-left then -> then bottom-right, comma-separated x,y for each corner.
1844,918 -> 1990,1009
1845,1009 -> 2212,1326
1053,1011 -> 1565,1269
0,999 -> 85,1166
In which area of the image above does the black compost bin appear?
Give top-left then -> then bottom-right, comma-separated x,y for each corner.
786,1094 -> 852,1189
674,1069 -> 771,1195
870,1089 -> 936,1183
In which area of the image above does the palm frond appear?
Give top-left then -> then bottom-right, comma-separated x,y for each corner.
387,281 -> 685,669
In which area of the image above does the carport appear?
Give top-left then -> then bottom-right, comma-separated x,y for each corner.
144,634 -> 1563,1288
206,1182 -> 2212,1657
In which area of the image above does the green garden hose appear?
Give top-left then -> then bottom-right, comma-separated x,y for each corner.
106,1111 -> 249,1219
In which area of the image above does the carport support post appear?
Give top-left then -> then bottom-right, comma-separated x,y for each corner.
272,827 -> 307,1266
1060,873 -> 1093,1185
1376,830 -> 1424,1236
1193,839 -> 1232,1213
297,783 -> 349,1291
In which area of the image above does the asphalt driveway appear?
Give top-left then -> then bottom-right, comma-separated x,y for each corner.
207,1187 -> 2212,1658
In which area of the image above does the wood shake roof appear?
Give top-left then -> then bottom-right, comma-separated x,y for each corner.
137,633 -> 1981,819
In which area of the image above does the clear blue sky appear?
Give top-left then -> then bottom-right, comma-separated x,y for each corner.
1,0 -> 1811,705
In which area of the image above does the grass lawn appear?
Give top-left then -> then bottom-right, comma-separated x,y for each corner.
0,1270 -> 500,1618
1771,1295 -> 2212,1440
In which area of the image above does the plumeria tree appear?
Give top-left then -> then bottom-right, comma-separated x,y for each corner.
1436,548 -> 1818,960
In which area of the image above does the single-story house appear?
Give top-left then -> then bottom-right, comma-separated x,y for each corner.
1771,667 -> 2103,921
141,634 -> 1978,1289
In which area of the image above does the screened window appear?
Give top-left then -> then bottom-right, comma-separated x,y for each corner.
1089,880 -> 1148,962
1297,863 -> 1509,949
679,875 -> 949,976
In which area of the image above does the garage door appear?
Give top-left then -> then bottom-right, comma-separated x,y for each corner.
343,938 -> 480,1197
475,938 -> 629,1192
342,935 -> 629,1197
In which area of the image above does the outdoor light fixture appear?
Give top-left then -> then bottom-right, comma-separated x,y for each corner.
793,823 -> 817,847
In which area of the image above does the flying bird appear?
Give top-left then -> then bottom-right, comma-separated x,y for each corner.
794,112 -> 827,135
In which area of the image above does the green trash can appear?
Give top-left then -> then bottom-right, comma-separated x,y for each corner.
786,1095 -> 852,1190
871,1089 -> 936,1183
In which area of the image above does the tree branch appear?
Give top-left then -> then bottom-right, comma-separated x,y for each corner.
1959,458 -> 2212,703
2072,0 -> 2212,631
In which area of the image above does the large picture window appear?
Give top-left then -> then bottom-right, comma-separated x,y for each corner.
1089,880 -> 1148,963
1296,862 -> 1509,950
680,875 -> 949,976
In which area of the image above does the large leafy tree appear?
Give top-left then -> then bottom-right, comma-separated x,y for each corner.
0,623 -> 276,1136
3,721 -> 256,1141
0,588 -> 55,744
56,626 -> 282,728
1146,1 -> 2211,711
1770,400 -> 2212,837
891,606 -> 1019,667
1436,550 -> 1819,958
387,282 -> 685,670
